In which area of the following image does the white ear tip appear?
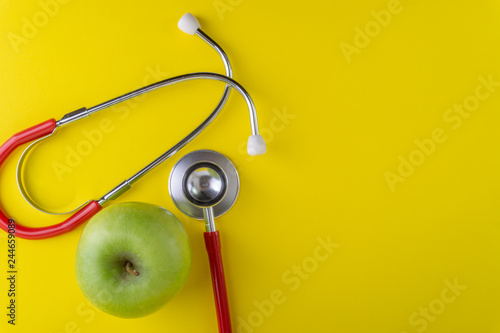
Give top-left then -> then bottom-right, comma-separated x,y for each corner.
178,13 -> 201,35
247,135 -> 267,156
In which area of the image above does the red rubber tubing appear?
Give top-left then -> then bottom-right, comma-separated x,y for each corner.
204,231 -> 232,333
0,119 -> 103,239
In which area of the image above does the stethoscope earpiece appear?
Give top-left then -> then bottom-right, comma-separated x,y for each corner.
178,13 -> 201,35
247,134 -> 267,155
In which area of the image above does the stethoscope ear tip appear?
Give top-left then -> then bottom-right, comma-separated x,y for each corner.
247,135 -> 267,156
178,13 -> 201,35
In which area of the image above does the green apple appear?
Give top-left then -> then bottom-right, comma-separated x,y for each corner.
75,202 -> 191,318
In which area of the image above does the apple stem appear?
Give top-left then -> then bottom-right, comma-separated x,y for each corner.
125,261 -> 140,276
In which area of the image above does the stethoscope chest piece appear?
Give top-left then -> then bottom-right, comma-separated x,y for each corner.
169,150 -> 239,219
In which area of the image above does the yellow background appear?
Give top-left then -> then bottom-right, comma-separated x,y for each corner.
1,0 -> 500,332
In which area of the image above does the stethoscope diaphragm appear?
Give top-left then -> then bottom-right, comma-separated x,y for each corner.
169,150 -> 239,220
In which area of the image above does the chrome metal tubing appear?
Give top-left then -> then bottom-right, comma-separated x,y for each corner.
125,73 -> 257,184
204,207 -> 216,232
19,30 -> 240,215
98,30 -> 236,206
99,72 -> 257,206
196,29 -> 233,78
97,180 -> 132,206
99,30 -> 259,207
56,107 -> 90,127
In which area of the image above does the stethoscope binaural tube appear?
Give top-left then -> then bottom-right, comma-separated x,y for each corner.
0,13 -> 266,239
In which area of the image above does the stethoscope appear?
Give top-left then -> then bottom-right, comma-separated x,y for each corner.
0,13 -> 266,239
0,13 -> 266,332
169,149 -> 240,332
